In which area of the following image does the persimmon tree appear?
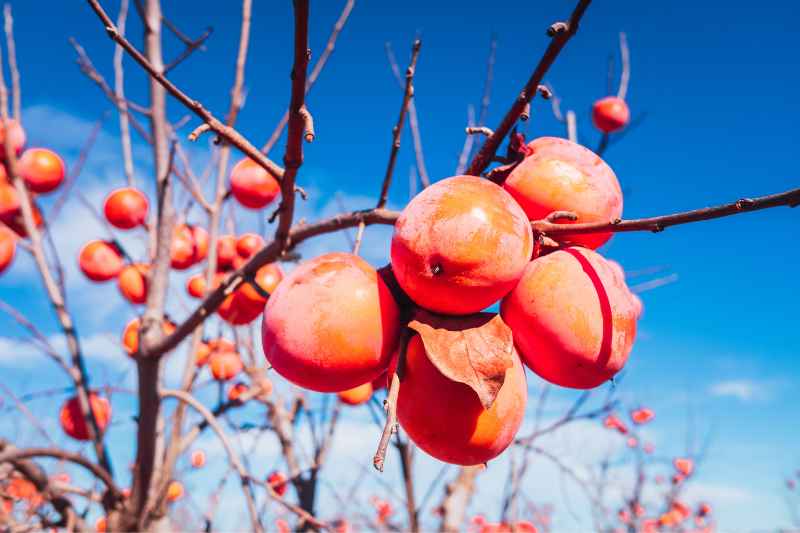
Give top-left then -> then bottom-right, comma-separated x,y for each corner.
0,0 -> 798,532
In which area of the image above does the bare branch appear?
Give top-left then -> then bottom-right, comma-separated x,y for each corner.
377,39 -> 422,209
261,0 -> 355,154
616,32 -> 630,100
374,329 -> 411,472
2,4 -> 20,121
114,0 -> 136,186
86,0 -> 285,180
386,41 -> 429,188
533,186 -> 800,237
466,0 -> 592,176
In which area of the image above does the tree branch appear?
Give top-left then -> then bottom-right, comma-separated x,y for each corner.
377,39 -> 421,209
466,0 -> 592,176
532,186 -> 800,237
86,0 -> 285,180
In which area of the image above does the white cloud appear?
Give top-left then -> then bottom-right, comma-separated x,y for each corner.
708,379 -> 765,402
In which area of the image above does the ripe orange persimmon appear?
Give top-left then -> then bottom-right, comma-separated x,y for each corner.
117,263 -> 149,304
603,414 -> 628,434
0,119 -> 26,158
217,291 -> 264,325
186,274 -> 206,298
397,334 -> 527,466
630,407 -> 655,425
227,382 -> 250,402
59,393 -> 111,441
7,476 -> 42,508
267,471 -> 288,496
103,187 -> 148,230
209,350 -> 243,381
0,226 -> 15,274
79,240 -> 124,282
190,450 -> 206,468
504,137 -> 622,249
171,224 -> 208,269
337,382 -> 373,406
18,148 -> 65,194
674,457 -> 694,476
391,175 -> 532,315
122,317 -> 176,357
166,480 -> 184,502
216,234 -> 237,269
230,157 -> 280,209
235,233 -> 264,259
239,263 -> 283,305
95,517 -> 107,532
592,96 -> 630,134
0,182 -> 20,219
501,246 -> 639,389
262,252 -> 400,392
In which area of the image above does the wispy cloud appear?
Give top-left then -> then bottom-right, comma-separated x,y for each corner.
708,379 -> 764,402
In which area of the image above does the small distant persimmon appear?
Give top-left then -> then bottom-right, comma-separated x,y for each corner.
19,148 -> 65,194
238,263 -> 283,306
337,382 -> 373,406
267,471 -> 288,497
103,187 -> 149,230
391,175 -> 532,315
122,317 -> 176,357
209,351 -> 243,381
229,157 -> 280,209
59,393 -> 111,441
235,233 -> 265,259
262,253 -> 400,392
603,414 -> 628,434
630,407 -> 655,425
227,382 -> 250,403
674,457 -> 694,477
79,240 -> 124,282
117,263 -> 149,304
95,517 -> 107,532
397,334 -> 527,466
171,224 -> 208,269
592,96 -> 630,134
190,450 -> 206,468
166,480 -> 184,502
216,234 -> 237,269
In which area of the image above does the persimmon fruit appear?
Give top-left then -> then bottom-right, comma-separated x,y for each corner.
397,334 -> 527,466
0,226 -> 15,274
0,119 -> 26,158
501,246 -> 639,389
391,175 -> 532,315
337,382 -> 373,406
592,96 -> 630,134
117,263 -> 149,304
230,157 -> 280,209
79,240 -> 124,282
262,252 -> 400,392
103,187 -> 148,230
503,137 -> 622,249
59,393 -> 111,441
19,148 -> 65,193
209,350 -> 243,381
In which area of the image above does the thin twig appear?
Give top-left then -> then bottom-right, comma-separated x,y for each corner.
386,41 -> 429,188
114,0 -> 136,186
377,39 -> 421,208
261,0 -> 355,154
374,329 -> 411,472
2,4 -> 20,121
616,32 -> 630,100
86,0 -> 284,180
466,0 -> 593,175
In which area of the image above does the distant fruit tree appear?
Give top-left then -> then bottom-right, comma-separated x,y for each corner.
0,1 -> 797,532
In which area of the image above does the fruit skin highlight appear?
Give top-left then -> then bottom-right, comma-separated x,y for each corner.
397,334 -> 527,466
501,246 -> 639,389
391,175 -> 533,315
262,252 -> 400,393
504,137 -> 622,249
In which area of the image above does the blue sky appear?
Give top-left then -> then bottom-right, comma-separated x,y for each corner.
1,0 -> 799,530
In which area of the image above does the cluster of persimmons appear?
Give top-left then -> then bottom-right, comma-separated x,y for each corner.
1,94 -> 641,474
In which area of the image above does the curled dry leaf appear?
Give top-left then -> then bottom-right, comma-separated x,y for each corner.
408,310 -> 515,409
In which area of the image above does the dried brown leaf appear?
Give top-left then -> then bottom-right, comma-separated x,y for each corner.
408,311 -> 515,409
